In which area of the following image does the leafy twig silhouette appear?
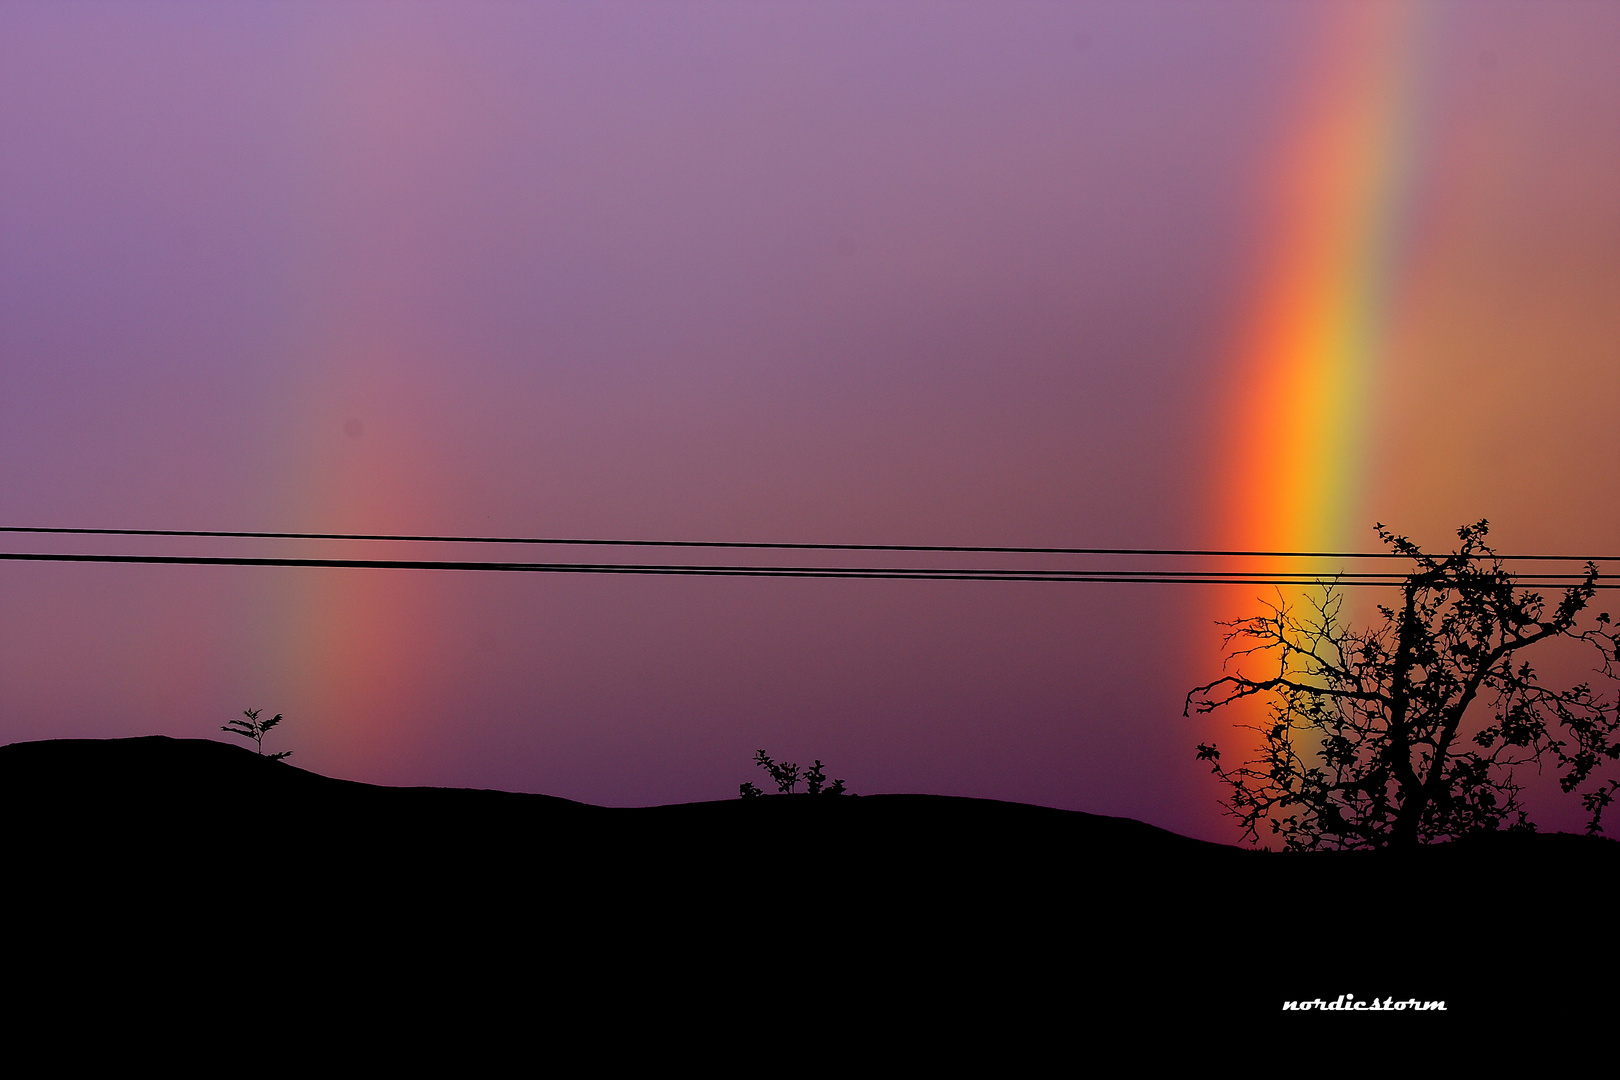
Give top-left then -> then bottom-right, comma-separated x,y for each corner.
223,708 -> 291,761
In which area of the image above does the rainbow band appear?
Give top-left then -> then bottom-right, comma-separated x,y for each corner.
1218,2 -> 1430,557
1196,4 -> 1435,809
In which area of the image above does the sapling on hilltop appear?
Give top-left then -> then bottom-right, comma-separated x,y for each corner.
758,749 -> 800,793
740,750 -> 847,797
223,708 -> 292,761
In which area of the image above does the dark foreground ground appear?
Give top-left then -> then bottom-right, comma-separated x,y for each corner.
4,736 -> 1613,1045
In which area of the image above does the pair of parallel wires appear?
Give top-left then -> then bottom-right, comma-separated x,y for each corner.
2,526 -> 1615,589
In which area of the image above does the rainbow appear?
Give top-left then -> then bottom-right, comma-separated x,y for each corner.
255,334 -> 450,778
246,14 -> 479,780
1214,2 -> 1432,559
1192,3 -> 1437,801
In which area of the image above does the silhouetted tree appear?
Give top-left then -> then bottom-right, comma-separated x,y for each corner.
223,708 -> 291,761
1186,521 -> 1620,850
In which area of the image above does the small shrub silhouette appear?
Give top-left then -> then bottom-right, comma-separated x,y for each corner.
223,708 -> 291,761
803,759 -> 845,795
741,750 -> 846,797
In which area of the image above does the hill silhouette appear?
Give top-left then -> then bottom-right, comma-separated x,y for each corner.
4,736 -> 1612,1032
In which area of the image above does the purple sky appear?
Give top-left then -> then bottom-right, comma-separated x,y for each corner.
3,2 -> 1618,842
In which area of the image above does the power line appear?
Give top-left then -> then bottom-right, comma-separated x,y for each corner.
4,552 -> 1617,588
0,525 -> 1612,563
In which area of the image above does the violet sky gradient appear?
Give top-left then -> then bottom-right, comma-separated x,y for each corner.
2,2 -> 1618,842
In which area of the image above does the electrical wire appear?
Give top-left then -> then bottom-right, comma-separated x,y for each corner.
2,525 -> 1612,563
3,551 -> 1616,587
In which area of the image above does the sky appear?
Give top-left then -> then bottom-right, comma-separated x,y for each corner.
2,1 -> 1618,843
